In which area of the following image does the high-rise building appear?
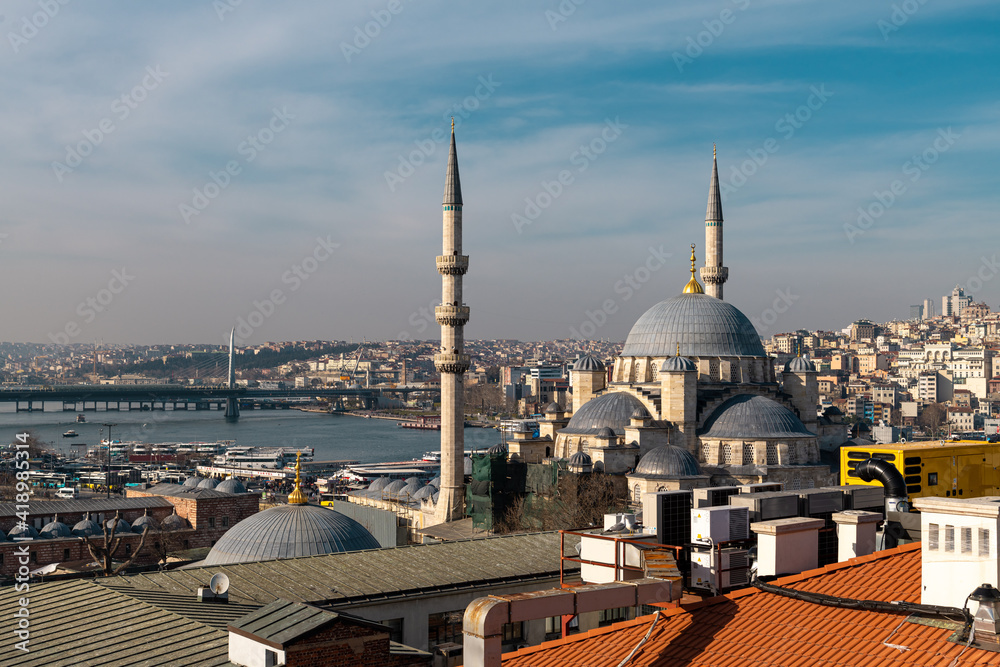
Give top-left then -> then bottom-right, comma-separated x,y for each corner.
434,122 -> 470,523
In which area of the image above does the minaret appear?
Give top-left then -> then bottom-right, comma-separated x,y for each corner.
700,145 -> 729,300
434,120 -> 470,523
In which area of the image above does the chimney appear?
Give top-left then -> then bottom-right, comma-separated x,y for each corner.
832,510 -> 881,562
751,517 -> 824,578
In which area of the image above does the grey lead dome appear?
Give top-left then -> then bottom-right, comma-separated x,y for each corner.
560,392 -> 648,436
700,394 -> 814,439
621,293 -> 765,358
634,445 -> 701,478
202,504 -> 379,566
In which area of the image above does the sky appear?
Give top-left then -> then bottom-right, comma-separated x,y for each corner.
1,1 -> 998,347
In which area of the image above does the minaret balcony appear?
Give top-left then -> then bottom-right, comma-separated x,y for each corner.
699,266 -> 729,284
434,353 -> 471,374
435,305 -> 470,327
436,255 -> 469,275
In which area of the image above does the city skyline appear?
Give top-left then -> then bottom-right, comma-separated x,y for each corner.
1,2 -> 998,345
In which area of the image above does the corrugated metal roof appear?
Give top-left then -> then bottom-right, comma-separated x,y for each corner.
100,531 -> 579,606
230,600 -> 340,646
0,579 -> 235,667
101,585 -> 262,629
0,496 -> 173,518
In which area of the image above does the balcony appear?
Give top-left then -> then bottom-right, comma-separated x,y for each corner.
436,255 -> 469,275
435,305 -> 470,327
434,353 -> 471,374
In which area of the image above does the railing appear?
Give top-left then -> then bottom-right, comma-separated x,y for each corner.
559,529 -> 683,588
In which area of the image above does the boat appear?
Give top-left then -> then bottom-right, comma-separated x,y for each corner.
421,451 -> 442,463
76,414 -> 86,423
62,430 -> 79,438
398,416 -> 441,431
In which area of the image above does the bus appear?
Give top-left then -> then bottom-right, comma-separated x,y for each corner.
841,438 -> 1000,501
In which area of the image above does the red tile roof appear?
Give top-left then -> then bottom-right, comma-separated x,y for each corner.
500,543 -> 1000,666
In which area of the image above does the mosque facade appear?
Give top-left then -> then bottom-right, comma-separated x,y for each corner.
510,151 -> 840,499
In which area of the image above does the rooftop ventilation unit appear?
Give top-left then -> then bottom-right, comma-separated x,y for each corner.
693,486 -> 741,508
729,491 -> 799,523
691,506 -> 750,546
690,547 -> 751,591
796,488 -> 845,516
740,482 -> 783,494
823,484 -> 885,511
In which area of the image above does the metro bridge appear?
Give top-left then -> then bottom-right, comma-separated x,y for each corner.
0,384 -> 437,416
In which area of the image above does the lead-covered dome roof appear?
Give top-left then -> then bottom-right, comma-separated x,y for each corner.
561,392 -> 648,436
201,504 -> 379,566
634,445 -> 700,478
700,394 -> 814,439
216,477 -> 248,494
40,517 -> 73,539
784,356 -> 814,373
572,354 -> 605,371
621,293 -> 765,358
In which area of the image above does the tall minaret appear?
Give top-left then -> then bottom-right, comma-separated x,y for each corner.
434,120 -> 470,523
700,145 -> 729,300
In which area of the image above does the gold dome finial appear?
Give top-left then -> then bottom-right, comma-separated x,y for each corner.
451,117 -> 455,132
713,143 -> 716,159
287,451 -> 308,505
676,342 -> 681,356
682,243 -> 704,294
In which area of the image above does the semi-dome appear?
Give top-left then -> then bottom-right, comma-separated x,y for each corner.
634,445 -> 700,478
216,477 -> 248,494
9,523 -> 39,540
182,476 -> 201,488
72,513 -> 101,537
573,354 -> 606,372
621,293 -> 765,358
661,355 -> 697,373
700,394 -> 814,439
40,517 -> 72,539
201,504 -> 379,566
197,477 -> 219,490
784,356 -> 814,373
560,392 -> 648,435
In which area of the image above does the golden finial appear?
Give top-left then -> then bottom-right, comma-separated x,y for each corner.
682,243 -> 705,294
451,117 -> 455,132
713,143 -> 716,159
287,451 -> 308,505
676,342 -> 681,356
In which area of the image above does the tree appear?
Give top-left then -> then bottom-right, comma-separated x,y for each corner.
82,512 -> 151,576
918,402 -> 947,436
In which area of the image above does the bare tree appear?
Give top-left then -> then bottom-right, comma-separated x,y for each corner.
81,512 -> 151,576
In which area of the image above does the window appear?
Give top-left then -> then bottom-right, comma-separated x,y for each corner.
125,543 -> 132,556
928,472 -> 938,486
428,611 -> 464,649
980,529 -> 991,556
222,516 -> 229,528
264,649 -> 278,667
63,548 -> 70,560
945,525 -> 955,553
962,527 -> 973,554
599,607 -> 630,627
928,523 -> 939,550
501,622 -> 524,643
208,517 -> 216,528
30,552 -> 37,563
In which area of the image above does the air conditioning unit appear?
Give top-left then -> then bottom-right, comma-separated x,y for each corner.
729,491 -> 799,522
691,506 -> 750,546
740,482 -> 783,494
693,486 -> 741,508
824,484 -> 884,511
796,488 -> 845,516
690,547 -> 751,591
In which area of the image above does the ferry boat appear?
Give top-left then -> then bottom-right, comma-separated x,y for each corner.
421,451 -> 442,463
212,446 -> 314,470
62,430 -> 79,438
398,416 -> 441,431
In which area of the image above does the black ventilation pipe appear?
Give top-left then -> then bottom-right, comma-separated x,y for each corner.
855,458 -> 908,515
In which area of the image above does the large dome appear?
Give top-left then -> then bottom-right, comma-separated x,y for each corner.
634,445 -> 701,478
201,504 -> 380,566
621,293 -> 765,358
561,392 -> 648,435
700,394 -> 814,439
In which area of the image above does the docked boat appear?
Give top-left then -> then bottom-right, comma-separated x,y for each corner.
62,430 -> 79,438
398,416 -> 441,431
421,451 -> 442,463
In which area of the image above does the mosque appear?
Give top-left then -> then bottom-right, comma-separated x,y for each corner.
508,149 -> 840,500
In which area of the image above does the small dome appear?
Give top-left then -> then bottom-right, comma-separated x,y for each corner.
427,476 -> 441,489
700,394 -> 815,439
182,476 -> 201,488
596,427 -> 616,439
161,512 -> 190,531
382,480 -> 407,497
216,477 -> 248,494
634,446 -> 700,478
413,485 -> 435,501
9,523 -> 39,540
823,406 -> 844,417
630,407 -> 647,420
105,516 -> 131,534
572,354 -> 605,372
131,510 -> 158,533
568,452 -> 592,466
72,514 -> 101,537
661,355 -> 697,373
404,476 -> 422,485
784,356 -> 814,373
40,517 -> 72,539
367,477 -> 391,492
197,477 -> 219,490
561,392 -> 649,436
544,402 -> 565,414
487,443 -> 508,456
202,504 -> 379,566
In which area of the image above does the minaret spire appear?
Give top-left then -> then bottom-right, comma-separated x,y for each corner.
700,146 -> 728,299
434,122 -> 470,523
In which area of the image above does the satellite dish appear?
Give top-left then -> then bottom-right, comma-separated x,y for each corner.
209,572 -> 230,595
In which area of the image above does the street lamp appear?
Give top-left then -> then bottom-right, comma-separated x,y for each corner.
102,422 -> 117,499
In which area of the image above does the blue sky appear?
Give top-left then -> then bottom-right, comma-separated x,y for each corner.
1,1 -> 998,346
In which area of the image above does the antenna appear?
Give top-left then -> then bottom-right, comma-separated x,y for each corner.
209,572 -> 230,595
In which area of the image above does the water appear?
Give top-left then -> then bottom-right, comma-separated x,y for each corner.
0,404 -> 501,465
